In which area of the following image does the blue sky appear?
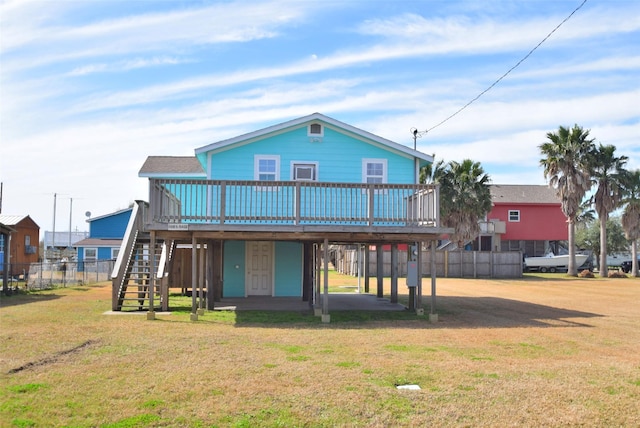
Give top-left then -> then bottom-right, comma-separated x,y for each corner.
1,0 -> 639,233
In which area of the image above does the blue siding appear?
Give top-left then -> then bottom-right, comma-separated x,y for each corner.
223,241 -> 246,297
97,247 -> 114,260
159,119 -> 432,224
222,240 -> 303,297
274,242 -> 302,296
76,245 -> 118,271
77,246 -> 116,262
208,126 -> 416,183
177,125 -> 421,224
90,210 -> 132,238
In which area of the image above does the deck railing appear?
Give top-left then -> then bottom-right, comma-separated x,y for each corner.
149,179 -> 440,228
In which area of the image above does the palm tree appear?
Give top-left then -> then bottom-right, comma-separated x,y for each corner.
590,144 -> 628,277
621,169 -> 640,277
576,198 -> 596,229
539,125 -> 595,275
419,157 -> 444,184
434,159 -> 492,248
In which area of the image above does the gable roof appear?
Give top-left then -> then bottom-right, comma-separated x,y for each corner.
139,156 -> 206,177
194,113 -> 434,163
490,184 -> 560,205
0,214 -> 39,228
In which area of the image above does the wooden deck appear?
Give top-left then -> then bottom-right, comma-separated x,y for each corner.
145,178 -> 448,242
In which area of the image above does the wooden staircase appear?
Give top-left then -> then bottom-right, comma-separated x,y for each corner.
111,201 -> 174,311
116,235 -> 162,311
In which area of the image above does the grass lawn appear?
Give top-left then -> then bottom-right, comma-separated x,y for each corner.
1,272 -> 639,427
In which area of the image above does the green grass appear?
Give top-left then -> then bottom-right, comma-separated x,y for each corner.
7,384 -> 47,394
101,414 -> 161,428
2,276 -> 640,427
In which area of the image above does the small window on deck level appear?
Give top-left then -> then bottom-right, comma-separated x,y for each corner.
254,155 -> 280,181
363,159 -> 387,184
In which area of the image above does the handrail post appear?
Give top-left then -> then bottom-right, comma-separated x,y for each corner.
220,181 -> 226,224
295,182 -> 301,225
149,179 -> 155,223
434,184 -> 440,227
368,184 -> 375,226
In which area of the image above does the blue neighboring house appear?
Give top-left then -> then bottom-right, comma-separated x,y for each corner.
114,113 -> 448,314
75,208 -> 133,270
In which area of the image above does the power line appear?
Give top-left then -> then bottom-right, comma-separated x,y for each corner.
419,0 -> 588,135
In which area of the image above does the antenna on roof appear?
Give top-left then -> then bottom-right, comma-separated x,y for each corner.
410,128 -> 426,151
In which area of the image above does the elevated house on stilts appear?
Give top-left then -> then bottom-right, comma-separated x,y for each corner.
111,113 -> 451,322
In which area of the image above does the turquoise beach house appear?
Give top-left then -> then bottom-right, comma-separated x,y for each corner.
112,113 -> 448,318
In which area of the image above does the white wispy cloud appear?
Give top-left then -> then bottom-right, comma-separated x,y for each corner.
51,5 -> 639,114
67,56 -> 187,76
2,0 -> 315,72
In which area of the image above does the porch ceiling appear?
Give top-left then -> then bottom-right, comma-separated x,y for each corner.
148,223 -> 451,244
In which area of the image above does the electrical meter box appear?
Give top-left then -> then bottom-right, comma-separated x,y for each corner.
406,261 -> 418,288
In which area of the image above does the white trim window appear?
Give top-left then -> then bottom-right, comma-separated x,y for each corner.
508,210 -> 520,222
111,248 -> 120,260
254,155 -> 280,181
291,162 -> 318,181
362,159 -> 387,184
84,248 -> 97,261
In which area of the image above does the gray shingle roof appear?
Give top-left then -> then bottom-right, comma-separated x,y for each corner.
139,156 -> 205,176
490,184 -> 560,204
74,238 -> 122,247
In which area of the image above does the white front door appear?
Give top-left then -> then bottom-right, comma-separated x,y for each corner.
246,241 -> 273,296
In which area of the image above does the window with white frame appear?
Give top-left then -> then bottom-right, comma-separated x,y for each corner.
291,162 -> 318,181
254,155 -> 280,181
111,248 -> 120,260
362,159 -> 387,184
508,210 -> 520,222
84,248 -> 97,260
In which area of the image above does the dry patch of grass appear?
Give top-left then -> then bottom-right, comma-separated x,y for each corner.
1,276 -> 640,427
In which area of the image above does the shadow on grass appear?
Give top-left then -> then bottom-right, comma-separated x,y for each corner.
229,297 -> 602,329
0,290 -> 64,308
433,295 -> 602,328
157,299 -> 602,331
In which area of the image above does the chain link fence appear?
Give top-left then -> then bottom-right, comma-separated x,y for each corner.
24,260 -> 115,290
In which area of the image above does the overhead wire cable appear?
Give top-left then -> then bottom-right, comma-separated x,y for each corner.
422,0 -> 588,134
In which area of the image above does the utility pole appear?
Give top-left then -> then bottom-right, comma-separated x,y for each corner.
51,193 -> 57,261
68,198 -> 73,249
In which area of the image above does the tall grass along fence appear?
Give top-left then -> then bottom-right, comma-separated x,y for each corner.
334,247 -> 523,279
26,260 -> 116,290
